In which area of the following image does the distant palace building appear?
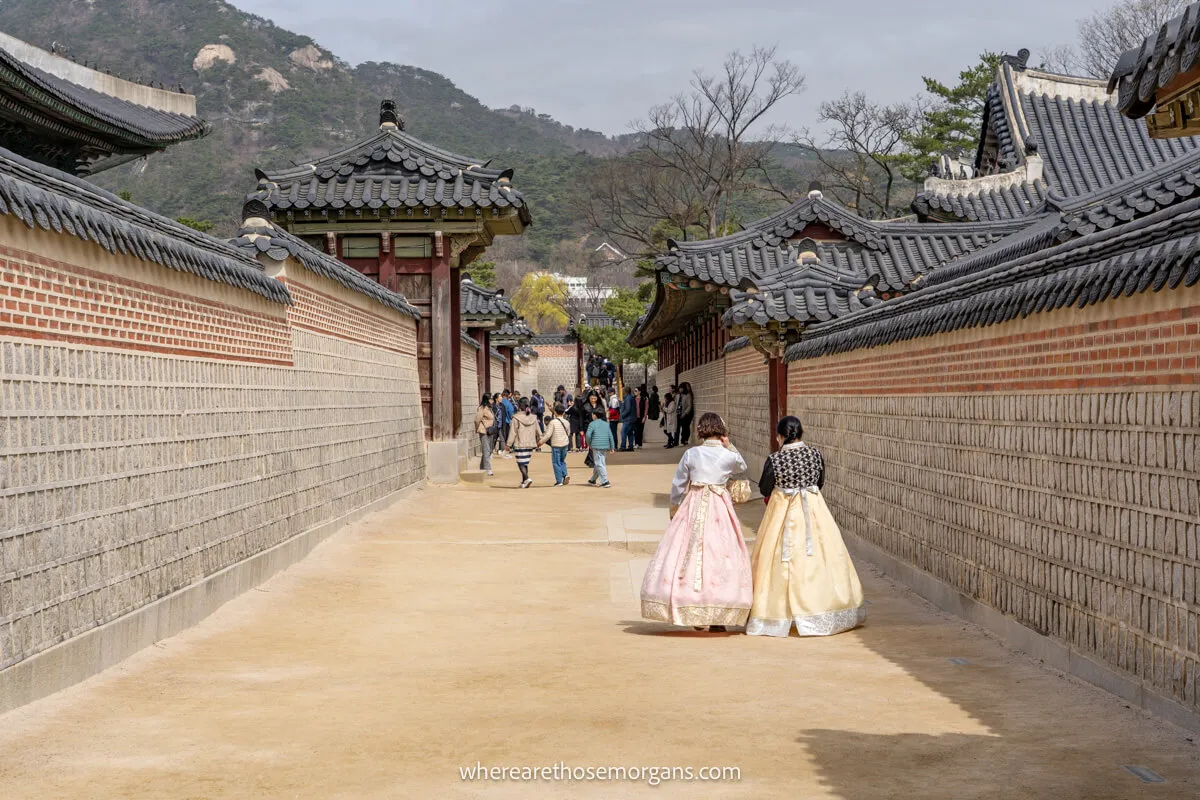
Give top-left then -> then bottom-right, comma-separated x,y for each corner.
250,99 -> 532,453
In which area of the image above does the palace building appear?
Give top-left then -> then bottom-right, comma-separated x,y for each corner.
251,99 -> 531,475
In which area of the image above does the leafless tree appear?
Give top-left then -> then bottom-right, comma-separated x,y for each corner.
1043,0 -> 1190,78
795,92 -> 922,218
577,45 -> 804,257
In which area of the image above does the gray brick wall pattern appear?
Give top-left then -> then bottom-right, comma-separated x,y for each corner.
0,330 -> 426,671
790,390 -> 1200,713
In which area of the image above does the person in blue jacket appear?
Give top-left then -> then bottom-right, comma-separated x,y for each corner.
586,409 -> 615,487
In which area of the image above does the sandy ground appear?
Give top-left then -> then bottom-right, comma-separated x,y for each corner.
0,447 -> 1197,799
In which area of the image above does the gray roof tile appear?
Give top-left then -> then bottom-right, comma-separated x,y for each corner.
788,200 -> 1200,360
263,102 -> 530,224
461,279 -> 514,318
1109,2 -> 1200,119
914,60 -> 1200,221
0,46 -> 208,147
231,219 -> 419,318
0,144 -> 287,304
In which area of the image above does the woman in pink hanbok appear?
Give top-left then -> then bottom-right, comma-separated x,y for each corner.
641,413 -> 753,631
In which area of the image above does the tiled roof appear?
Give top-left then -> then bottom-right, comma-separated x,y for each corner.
1054,147 -> 1200,238
914,58 -> 1200,221
530,332 -> 577,345
461,331 -> 482,349
788,199 -> 1200,360
723,336 -> 753,354
0,144 -> 287,304
657,191 -> 1023,296
1109,1 -> 1200,119
461,279 -> 513,318
912,181 -> 1046,222
0,40 -> 208,148
515,345 -> 539,359
723,266 -> 883,327
263,102 -> 529,223
494,319 -> 534,339
232,220 -> 419,318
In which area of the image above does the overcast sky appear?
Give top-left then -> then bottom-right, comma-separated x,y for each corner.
233,0 -> 1106,136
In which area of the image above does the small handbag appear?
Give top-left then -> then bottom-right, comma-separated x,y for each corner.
728,478 -> 753,505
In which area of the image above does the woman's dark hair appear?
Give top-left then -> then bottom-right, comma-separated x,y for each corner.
480,393 -> 491,407
664,392 -> 674,404
518,397 -> 530,412
696,412 -> 727,439
591,409 -> 606,420
587,390 -> 599,402
680,382 -> 691,394
776,415 -> 803,444
553,402 -> 565,415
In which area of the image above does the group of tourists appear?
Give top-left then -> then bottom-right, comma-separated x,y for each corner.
473,379 -> 706,489
640,412 -> 867,639
478,379 -> 864,637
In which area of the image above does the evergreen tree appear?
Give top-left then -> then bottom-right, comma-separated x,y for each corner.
464,260 -> 497,289
900,52 -> 1002,182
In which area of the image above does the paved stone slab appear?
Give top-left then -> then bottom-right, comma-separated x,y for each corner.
0,449 -> 1198,799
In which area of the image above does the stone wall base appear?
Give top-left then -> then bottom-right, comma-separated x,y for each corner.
0,482 -> 421,716
426,440 -> 462,484
845,532 -> 1200,735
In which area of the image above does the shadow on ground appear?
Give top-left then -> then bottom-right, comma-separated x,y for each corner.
616,445 -> 1199,798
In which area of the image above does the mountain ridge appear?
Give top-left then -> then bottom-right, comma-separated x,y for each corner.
0,0 -> 817,266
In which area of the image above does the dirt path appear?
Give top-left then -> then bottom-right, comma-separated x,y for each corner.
0,448 -> 1196,799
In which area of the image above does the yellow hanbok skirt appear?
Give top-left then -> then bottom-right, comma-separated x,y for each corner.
747,487 -> 866,637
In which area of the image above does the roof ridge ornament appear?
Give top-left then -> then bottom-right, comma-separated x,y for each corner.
241,168 -> 275,225
379,99 -> 404,131
1002,49 -> 1031,71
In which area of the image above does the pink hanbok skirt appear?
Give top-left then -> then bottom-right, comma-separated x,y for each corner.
640,484 -> 752,627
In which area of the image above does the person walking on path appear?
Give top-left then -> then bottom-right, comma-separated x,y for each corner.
748,416 -> 866,637
507,398 -> 540,488
499,389 -> 516,458
648,386 -> 660,425
490,393 -> 504,455
640,413 -> 752,631
677,383 -> 695,446
585,409 -> 615,488
474,394 -> 497,476
607,390 -> 620,444
540,402 -> 572,486
635,384 -> 649,449
619,388 -> 638,451
660,391 -> 678,448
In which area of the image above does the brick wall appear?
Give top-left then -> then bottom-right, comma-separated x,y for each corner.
788,286 -> 1200,716
535,343 -> 580,396
680,358 -> 726,424
725,346 -> 770,479
490,354 -> 505,393
460,341 -> 479,453
515,357 -> 539,397
656,363 -> 676,394
0,219 -> 426,684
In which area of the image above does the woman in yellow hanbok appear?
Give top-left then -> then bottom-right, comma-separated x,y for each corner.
747,417 -> 866,637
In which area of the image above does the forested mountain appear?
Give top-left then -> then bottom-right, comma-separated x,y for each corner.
0,0 -> 820,266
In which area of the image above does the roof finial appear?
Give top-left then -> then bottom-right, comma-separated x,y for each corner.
807,180 -> 823,200
1002,49 -> 1031,70
241,168 -> 275,223
379,99 -> 404,131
